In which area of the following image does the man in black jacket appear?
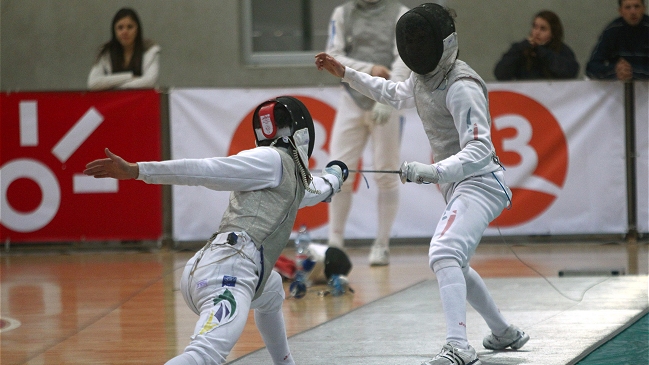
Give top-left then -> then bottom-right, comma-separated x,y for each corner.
586,0 -> 649,80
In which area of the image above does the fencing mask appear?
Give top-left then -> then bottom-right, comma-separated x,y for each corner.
304,243 -> 353,284
395,3 -> 456,75
252,96 -> 315,179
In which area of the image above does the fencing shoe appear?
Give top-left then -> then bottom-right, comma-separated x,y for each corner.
421,343 -> 481,365
368,244 -> 389,266
483,324 -> 529,350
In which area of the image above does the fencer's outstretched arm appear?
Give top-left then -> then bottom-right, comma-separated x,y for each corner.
315,53 -> 345,78
316,52 -> 415,110
84,148 -> 139,180
85,148 -> 344,201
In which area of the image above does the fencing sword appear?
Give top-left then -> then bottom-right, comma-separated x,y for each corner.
348,169 -> 401,174
319,161 -> 408,186
348,169 -> 409,186
320,161 -> 404,176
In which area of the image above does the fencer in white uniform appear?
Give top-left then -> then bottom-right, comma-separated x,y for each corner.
84,96 -> 347,365
325,0 -> 411,265
316,4 -> 529,365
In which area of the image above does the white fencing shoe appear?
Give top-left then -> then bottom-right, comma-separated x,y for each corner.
368,244 -> 389,266
483,324 -> 530,350
421,343 -> 482,365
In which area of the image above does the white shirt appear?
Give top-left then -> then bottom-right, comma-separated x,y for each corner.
87,44 -> 161,90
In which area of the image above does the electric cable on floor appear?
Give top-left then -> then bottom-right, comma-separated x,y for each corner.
497,226 -> 610,303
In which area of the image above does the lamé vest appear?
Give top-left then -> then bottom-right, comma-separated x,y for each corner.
413,60 -> 502,197
218,147 -> 304,300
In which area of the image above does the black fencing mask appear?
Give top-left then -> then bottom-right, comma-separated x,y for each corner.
396,3 -> 455,75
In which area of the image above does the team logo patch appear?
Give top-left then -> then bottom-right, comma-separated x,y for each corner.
222,275 -> 237,287
197,288 -> 238,335
259,103 -> 277,138
261,114 -> 275,136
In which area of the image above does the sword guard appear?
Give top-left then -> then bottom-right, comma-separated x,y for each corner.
326,160 -> 349,182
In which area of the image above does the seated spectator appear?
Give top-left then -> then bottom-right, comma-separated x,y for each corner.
494,10 -> 579,80
88,8 -> 160,90
586,0 -> 649,80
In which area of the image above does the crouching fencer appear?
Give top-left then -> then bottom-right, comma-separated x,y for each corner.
316,4 -> 529,365
83,96 -> 347,365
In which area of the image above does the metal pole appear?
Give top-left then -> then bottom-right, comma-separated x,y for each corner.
624,81 -> 638,241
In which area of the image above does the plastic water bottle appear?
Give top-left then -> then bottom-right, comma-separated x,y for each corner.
328,274 -> 344,296
290,225 -> 313,299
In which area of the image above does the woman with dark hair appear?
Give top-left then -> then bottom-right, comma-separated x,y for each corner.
88,8 -> 160,90
494,10 -> 579,80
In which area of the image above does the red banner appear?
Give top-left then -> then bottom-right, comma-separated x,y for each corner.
1,90 -> 162,242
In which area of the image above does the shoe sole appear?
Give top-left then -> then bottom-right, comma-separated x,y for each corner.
422,357 -> 482,365
369,261 -> 389,266
510,333 -> 530,350
484,332 -> 529,350
368,254 -> 389,266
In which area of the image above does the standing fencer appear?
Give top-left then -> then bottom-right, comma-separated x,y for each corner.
84,96 -> 347,365
324,0 -> 411,266
316,4 -> 528,365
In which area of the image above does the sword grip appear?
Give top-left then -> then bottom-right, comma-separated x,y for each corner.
326,160 -> 349,182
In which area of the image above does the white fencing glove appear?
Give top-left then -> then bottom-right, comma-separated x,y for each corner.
324,160 -> 348,182
371,102 -> 393,125
399,161 -> 439,184
322,160 -> 349,201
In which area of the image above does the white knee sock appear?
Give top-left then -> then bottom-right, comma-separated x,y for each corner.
433,259 -> 468,349
375,187 -> 399,246
254,309 -> 295,365
328,189 -> 353,247
463,266 -> 509,335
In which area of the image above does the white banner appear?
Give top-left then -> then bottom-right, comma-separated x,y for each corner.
634,81 -> 648,233
169,81 -> 646,241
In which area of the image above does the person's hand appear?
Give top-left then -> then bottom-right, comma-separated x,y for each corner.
83,148 -> 139,180
370,65 -> 391,79
322,160 -> 348,199
526,36 -> 537,47
315,53 -> 345,78
399,161 -> 439,184
615,58 -> 633,81
524,37 -> 538,57
324,160 -> 349,183
371,102 -> 393,125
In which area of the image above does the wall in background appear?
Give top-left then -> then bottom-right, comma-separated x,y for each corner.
1,0 -> 620,91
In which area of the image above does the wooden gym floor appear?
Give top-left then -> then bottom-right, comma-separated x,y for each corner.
1,238 -> 647,364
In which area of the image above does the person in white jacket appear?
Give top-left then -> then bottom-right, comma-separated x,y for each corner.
316,4 -> 528,365
325,0 -> 411,266
87,7 -> 160,90
84,96 -> 347,365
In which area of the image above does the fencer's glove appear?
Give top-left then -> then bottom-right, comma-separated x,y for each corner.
399,161 -> 439,184
371,102 -> 393,126
324,160 -> 349,182
322,160 -> 349,201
